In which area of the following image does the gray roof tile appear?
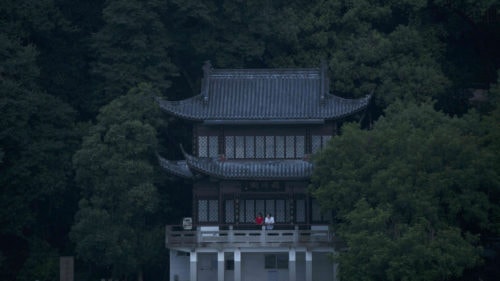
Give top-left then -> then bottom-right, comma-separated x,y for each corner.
183,153 -> 313,180
159,66 -> 370,123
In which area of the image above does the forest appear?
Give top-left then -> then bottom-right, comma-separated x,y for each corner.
0,0 -> 499,280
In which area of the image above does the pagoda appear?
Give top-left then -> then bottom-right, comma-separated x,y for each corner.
158,61 -> 370,281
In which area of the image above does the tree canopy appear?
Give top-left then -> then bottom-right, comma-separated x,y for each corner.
71,84 -> 167,280
0,0 -> 498,280
311,100 -> 500,281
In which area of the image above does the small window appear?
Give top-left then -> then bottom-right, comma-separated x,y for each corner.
296,136 -> 305,158
225,260 -> 234,270
198,199 -> 219,222
225,136 -> 234,159
209,136 -> 218,157
265,254 -> 288,269
255,136 -> 265,158
311,135 -> 322,154
235,136 -> 245,158
198,136 -> 208,157
246,136 -> 255,158
285,136 -> 295,158
265,136 -> 275,158
276,136 -> 285,158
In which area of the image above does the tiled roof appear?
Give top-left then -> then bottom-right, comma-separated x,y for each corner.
157,156 -> 193,179
158,63 -> 370,123
182,153 -> 313,180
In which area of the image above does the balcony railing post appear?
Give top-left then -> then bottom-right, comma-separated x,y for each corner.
261,225 -> 266,243
165,224 -> 334,246
229,225 -> 234,243
294,225 -> 299,243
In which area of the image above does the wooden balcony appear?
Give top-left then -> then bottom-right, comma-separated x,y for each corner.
165,224 -> 336,249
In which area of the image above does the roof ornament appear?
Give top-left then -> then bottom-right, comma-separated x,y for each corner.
320,59 -> 328,103
202,60 -> 212,103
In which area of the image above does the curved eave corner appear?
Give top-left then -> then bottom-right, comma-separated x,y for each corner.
157,96 -> 204,121
157,154 -> 193,179
322,93 -> 372,120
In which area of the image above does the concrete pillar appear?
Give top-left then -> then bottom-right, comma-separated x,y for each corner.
190,250 -> 197,281
59,256 -> 74,281
234,249 -> 241,281
333,260 -> 339,281
289,248 -> 296,281
218,251 -> 225,281
305,250 -> 312,281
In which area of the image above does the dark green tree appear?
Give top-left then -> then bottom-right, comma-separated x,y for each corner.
311,102 -> 499,281
71,84 -> 167,281
0,0 -> 97,118
167,0 -> 450,113
0,31 -> 79,281
91,0 -> 177,110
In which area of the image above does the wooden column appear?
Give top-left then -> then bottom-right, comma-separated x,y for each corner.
305,250 -> 312,281
289,248 -> 296,281
190,250 -> 197,281
234,249 -> 241,281
218,251 -> 225,281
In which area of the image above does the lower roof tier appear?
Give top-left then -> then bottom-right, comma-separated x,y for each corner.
158,154 -> 313,181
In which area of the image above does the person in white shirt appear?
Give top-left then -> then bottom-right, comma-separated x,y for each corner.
264,213 -> 274,230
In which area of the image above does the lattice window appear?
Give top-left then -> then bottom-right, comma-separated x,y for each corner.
255,136 -> 265,158
245,136 -> 255,158
198,136 -> 208,157
198,200 -> 208,221
256,200 -> 265,216
285,136 -> 295,158
198,199 -> 219,222
208,199 -> 218,222
311,199 -> 323,222
245,200 -> 254,222
239,201 -> 246,223
209,136 -> 218,157
322,135 -> 332,148
225,200 -> 234,223
296,199 -> 305,223
275,136 -> 284,158
275,200 -> 285,222
225,136 -> 234,159
235,136 -> 245,158
265,136 -> 275,158
313,203 -> 333,222
296,136 -> 305,158
265,199 -> 275,216
311,135 -> 322,154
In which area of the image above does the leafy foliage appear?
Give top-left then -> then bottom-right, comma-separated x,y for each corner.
311,102 -> 499,280
71,84 -> 165,280
91,0 -> 177,110
0,0 -> 498,280
0,28 -> 80,280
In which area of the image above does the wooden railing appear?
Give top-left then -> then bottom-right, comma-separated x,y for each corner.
165,225 -> 334,247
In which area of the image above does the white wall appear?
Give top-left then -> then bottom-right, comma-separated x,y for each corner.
169,251 -> 189,281
296,252 -> 306,281
197,253 -> 218,281
241,253 -> 289,281
169,249 -> 335,281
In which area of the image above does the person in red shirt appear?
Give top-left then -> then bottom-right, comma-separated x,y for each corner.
255,212 -> 264,226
